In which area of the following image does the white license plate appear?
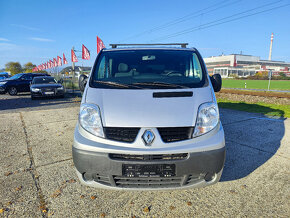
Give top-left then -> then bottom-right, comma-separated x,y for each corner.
44,91 -> 54,95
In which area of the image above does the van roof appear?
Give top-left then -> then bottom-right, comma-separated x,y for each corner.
103,47 -> 197,52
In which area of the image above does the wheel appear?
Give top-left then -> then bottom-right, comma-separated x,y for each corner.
8,87 -> 18,96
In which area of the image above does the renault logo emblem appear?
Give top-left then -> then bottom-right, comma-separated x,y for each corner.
142,129 -> 155,146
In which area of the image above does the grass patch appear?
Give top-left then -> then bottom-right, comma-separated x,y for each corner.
222,79 -> 290,91
217,98 -> 290,118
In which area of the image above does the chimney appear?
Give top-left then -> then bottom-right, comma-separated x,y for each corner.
268,33 -> 274,60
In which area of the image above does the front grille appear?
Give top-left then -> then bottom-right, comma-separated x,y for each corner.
113,176 -> 184,188
103,127 -> 140,143
157,127 -> 194,143
91,174 -> 204,188
109,153 -> 188,161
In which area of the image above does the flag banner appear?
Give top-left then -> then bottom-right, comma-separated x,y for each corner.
53,58 -> 57,67
57,56 -> 62,66
38,65 -> 41,71
63,53 -> 68,65
71,49 -> 78,62
41,64 -> 44,70
47,61 -> 50,69
82,44 -> 90,60
97,36 -> 105,53
44,63 -> 47,69
50,60 -> 53,68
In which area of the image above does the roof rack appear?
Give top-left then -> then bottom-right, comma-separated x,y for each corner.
109,43 -> 188,48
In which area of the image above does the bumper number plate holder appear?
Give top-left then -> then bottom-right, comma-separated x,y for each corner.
122,164 -> 175,178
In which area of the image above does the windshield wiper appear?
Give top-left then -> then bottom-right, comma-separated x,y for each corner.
132,82 -> 189,89
94,80 -> 130,88
93,80 -> 142,89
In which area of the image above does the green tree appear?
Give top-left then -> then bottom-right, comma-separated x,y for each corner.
23,62 -> 36,73
5,62 -> 23,75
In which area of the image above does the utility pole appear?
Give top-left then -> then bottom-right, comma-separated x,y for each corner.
268,70 -> 272,91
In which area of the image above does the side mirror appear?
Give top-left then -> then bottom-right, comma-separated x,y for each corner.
58,78 -> 63,84
210,74 -> 222,92
79,74 -> 88,92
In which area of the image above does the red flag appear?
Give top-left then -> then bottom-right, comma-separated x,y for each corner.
53,58 -> 57,67
50,60 -> 53,68
41,64 -> 45,70
47,61 -> 50,69
82,44 -> 90,60
97,36 -> 105,53
71,49 -> 78,62
57,56 -> 62,66
63,53 -> 68,65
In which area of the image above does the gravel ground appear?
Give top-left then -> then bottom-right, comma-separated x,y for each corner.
0,94 -> 289,217
216,92 -> 290,105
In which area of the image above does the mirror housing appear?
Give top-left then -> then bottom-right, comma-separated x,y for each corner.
79,74 -> 88,92
210,74 -> 222,92
58,78 -> 63,84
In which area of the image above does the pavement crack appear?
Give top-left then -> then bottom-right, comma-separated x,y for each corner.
19,112 -> 48,217
36,158 -> 73,168
222,117 -> 258,126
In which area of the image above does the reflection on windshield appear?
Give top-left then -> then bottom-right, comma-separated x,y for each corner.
8,74 -> 23,80
33,77 -> 56,84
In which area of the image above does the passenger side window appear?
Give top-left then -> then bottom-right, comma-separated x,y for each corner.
22,75 -> 33,80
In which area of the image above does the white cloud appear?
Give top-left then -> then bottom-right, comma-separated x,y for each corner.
0,38 -> 9,42
0,43 -> 17,51
11,24 -> 40,31
29,37 -> 55,42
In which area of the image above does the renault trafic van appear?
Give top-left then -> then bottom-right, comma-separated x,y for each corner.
73,43 -> 225,190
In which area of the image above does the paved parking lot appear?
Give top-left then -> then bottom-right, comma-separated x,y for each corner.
0,94 -> 289,217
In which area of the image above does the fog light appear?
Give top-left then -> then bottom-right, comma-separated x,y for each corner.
204,172 -> 216,182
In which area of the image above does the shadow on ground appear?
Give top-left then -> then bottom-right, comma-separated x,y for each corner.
0,92 -> 81,112
219,103 -> 286,182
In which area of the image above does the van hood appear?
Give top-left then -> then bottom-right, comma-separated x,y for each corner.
85,87 -> 213,127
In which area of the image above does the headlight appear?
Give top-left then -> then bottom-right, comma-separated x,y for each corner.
193,102 -> 219,137
57,86 -> 64,90
79,103 -> 104,138
0,81 -> 7,85
31,88 -> 40,92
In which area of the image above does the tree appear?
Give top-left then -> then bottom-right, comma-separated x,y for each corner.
5,62 -> 23,75
23,62 -> 36,73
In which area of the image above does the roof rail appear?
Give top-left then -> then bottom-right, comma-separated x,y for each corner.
109,43 -> 188,48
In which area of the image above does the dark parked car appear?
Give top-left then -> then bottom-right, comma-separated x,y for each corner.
0,72 -> 9,81
0,73 -> 49,95
30,76 -> 64,99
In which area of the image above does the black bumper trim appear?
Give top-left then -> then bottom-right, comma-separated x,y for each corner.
73,147 -> 226,183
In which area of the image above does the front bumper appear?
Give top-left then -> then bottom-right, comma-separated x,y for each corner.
73,123 -> 226,190
31,90 -> 64,98
0,85 -> 7,93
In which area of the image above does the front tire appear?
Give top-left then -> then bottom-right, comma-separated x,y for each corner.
8,87 -> 18,96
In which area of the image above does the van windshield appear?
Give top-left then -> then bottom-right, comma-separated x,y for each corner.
91,49 -> 206,89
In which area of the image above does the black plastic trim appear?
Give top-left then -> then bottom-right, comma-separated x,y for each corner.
153,91 -> 193,98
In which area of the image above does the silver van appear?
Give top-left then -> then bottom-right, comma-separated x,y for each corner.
73,43 -> 225,190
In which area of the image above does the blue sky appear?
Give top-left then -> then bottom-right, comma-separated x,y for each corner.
0,0 -> 290,69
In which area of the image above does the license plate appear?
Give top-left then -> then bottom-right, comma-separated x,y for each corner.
123,164 -> 175,177
44,91 -> 54,95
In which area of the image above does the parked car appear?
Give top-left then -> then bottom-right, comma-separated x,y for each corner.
30,76 -> 64,99
0,72 -> 9,81
0,73 -> 49,95
73,43 -> 224,190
